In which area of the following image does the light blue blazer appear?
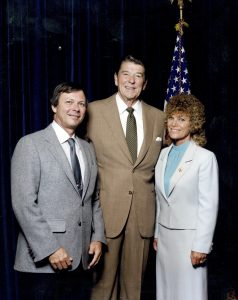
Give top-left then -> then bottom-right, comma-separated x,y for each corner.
154,141 -> 219,253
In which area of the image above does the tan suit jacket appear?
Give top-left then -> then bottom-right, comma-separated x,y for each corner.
87,95 -> 165,238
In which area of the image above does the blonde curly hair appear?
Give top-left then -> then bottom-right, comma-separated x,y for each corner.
165,94 -> 207,147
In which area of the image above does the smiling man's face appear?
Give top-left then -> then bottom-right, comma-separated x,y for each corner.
114,61 -> 147,106
52,90 -> 86,136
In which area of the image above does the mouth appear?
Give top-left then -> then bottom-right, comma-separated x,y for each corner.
170,127 -> 179,130
169,128 -> 180,132
125,86 -> 135,90
68,114 -> 80,119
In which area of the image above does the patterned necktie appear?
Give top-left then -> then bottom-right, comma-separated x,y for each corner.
126,107 -> 137,163
67,138 -> 83,195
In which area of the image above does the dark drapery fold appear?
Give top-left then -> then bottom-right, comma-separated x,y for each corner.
1,0 -> 238,299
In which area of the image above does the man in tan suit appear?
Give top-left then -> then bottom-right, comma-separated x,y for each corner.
87,55 -> 165,300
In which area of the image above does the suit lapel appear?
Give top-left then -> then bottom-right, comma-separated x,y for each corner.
101,96 -> 133,163
168,142 -> 196,197
100,97 -> 160,166
43,125 -> 79,194
76,137 -> 90,199
158,145 -> 173,199
134,101 -> 154,167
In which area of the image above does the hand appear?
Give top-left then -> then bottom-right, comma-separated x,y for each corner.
87,241 -> 102,269
153,239 -> 158,251
49,247 -> 73,270
190,251 -> 207,266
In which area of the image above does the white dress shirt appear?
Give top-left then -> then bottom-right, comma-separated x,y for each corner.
51,121 -> 85,183
116,93 -> 144,155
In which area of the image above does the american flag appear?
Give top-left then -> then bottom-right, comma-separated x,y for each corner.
164,22 -> 191,109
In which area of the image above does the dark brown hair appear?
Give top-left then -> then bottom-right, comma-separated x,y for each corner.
50,82 -> 86,107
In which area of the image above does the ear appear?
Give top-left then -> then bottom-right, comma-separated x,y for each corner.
51,105 -> 57,113
142,79 -> 148,90
114,73 -> 118,87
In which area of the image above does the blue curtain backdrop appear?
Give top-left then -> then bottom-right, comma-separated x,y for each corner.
1,0 -> 238,299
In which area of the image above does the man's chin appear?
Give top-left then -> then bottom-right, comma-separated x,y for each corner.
75,118 -> 85,126
124,96 -> 138,102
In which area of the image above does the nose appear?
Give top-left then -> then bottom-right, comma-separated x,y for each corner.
128,75 -> 135,83
170,118 -> 179,126
172,119 -> 177,125
72,102 -> 80,111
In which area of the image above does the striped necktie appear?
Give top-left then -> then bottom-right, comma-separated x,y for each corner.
68,138 -> 83,196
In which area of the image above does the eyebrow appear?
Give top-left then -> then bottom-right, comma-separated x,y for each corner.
65,97 -> 86,101
120,70 -> 144,75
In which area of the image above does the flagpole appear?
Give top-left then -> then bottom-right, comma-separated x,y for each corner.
178,0 -> 184,20
163,0 -> 192,143
165,0 -> 191,107
170,0 -> 192,21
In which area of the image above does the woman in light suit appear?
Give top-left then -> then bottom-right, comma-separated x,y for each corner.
153,94 -> 219,300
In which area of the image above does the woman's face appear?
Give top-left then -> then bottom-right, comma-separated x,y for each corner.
167,112 -> 191,146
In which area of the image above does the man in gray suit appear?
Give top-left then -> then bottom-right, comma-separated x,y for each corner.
11,82 -> 106,300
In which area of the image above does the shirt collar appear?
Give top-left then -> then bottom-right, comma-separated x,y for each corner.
52,121 -> 75,144
115,93 -> 141,115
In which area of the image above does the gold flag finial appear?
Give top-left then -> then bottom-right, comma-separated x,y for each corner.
170,0 -> 192,20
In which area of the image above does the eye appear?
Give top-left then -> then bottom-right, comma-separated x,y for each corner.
79,102 -> 86,107
66,100 -> 73,104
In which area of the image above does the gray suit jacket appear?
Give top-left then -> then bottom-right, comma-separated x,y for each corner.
11,124 -> 106,272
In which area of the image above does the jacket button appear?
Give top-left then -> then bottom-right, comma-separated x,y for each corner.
78,222 -> 81,226
129,191 -> 133,195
